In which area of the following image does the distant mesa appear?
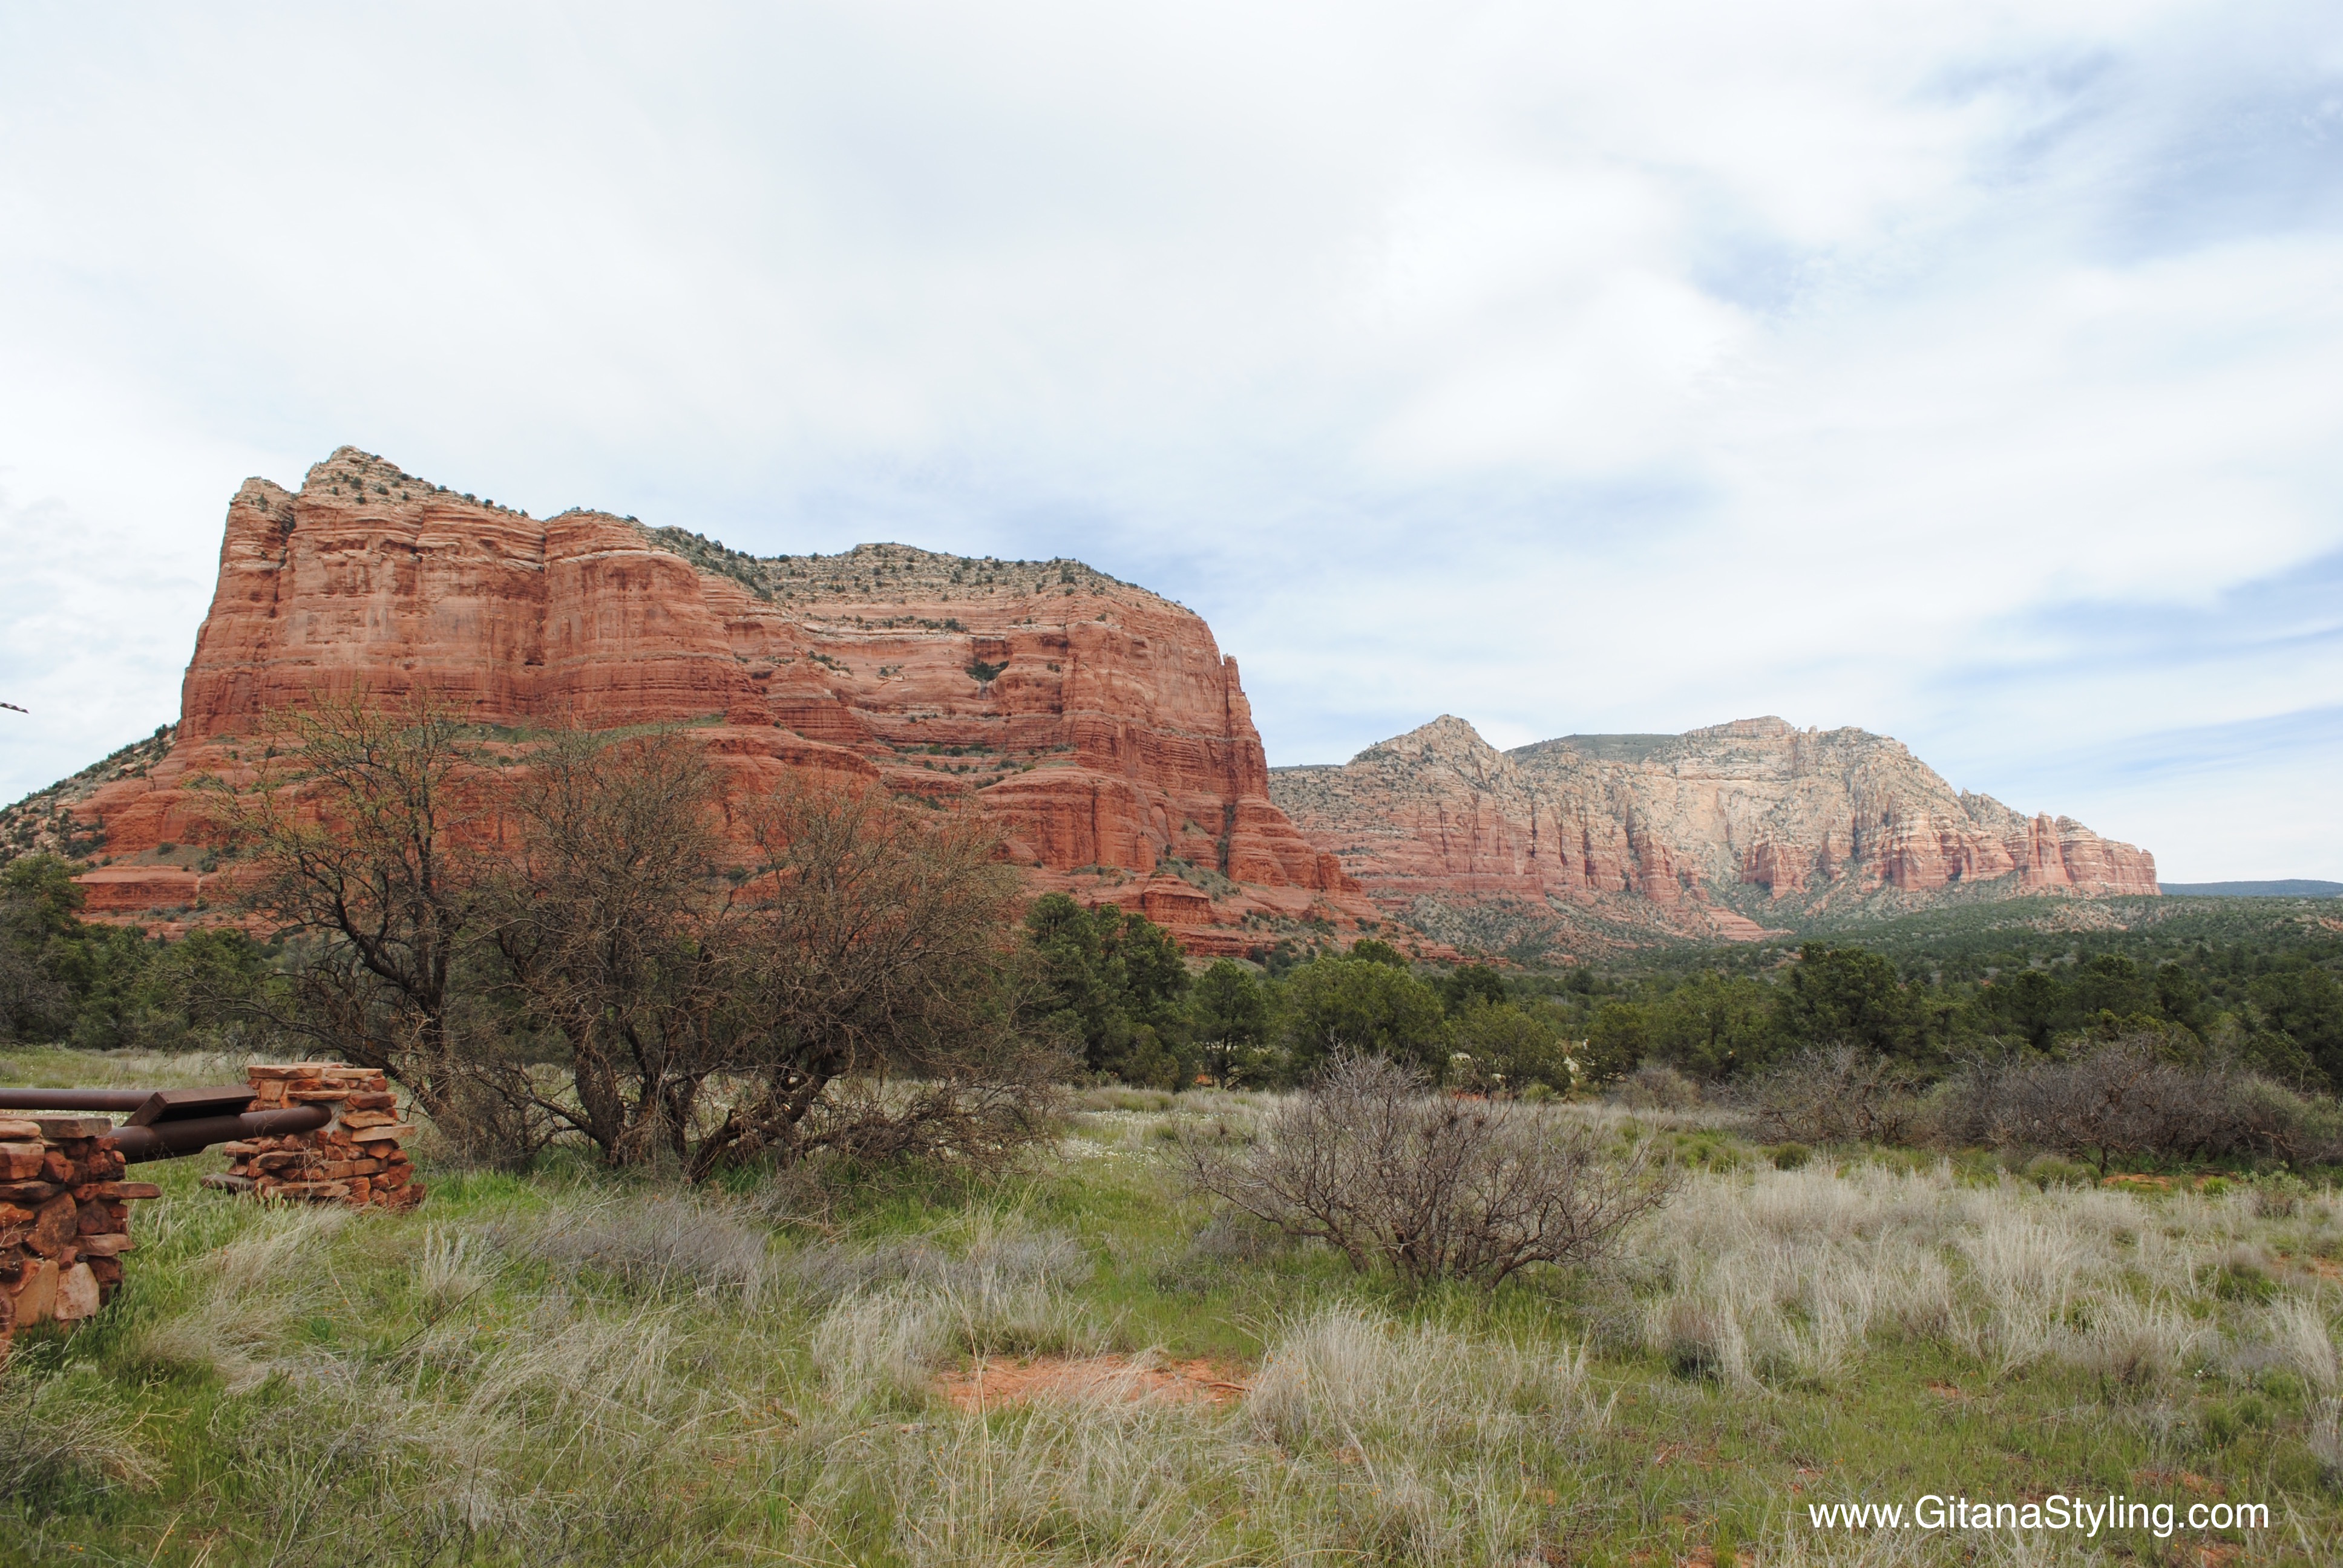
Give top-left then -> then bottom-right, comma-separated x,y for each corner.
2162,880 -> 2342,899
1270,714 -> 2160,959
5,446 -> 1369,953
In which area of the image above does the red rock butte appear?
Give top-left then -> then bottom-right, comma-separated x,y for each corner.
65,447 -> 1371,952
1270,714 -> 2158,955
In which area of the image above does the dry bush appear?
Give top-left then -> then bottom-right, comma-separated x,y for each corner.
1737,1045 -> 1927,1146
1940,1039 -> 2343,1171
2211,1074 -> 2343,1166
1616,1062 -> 1701,1110
791,1063 -> 1067,1175
1181,1052 -> 1675,1288
1958,1040 -> 2218,1170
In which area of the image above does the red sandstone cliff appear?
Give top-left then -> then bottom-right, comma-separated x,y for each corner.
1269,715 -> 2158,954
64,448 -> 1368,947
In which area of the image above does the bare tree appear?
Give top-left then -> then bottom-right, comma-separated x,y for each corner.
696,777 -> 1062,1177
208,700 -> 1065,1178
1181,1053 -> 1675,1289
1738,1045 -> 1927,1147
489,733 -> 1064,1178
196,691 -> 493,1117
486,728 -> 747,1168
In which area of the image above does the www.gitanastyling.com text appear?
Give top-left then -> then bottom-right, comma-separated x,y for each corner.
1805,1494 -> 2267,1539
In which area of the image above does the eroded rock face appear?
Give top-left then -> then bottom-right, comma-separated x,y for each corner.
1270,714 -> 2158,952
70,448 -> 1368,939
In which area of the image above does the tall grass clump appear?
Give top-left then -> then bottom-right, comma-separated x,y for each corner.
0,1366 -> 156,1506
488,1191 -> 773,1305
867,1301 -> 1597,1567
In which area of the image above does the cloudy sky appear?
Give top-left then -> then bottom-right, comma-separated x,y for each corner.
2,2 -> 2338,881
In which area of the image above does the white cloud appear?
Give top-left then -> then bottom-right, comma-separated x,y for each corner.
1,0 -> 2338,875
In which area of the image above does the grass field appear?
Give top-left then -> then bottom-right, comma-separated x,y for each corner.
4,1049 -> 2341,1566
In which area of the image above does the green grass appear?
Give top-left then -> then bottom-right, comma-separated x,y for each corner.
3,1056 -> 2341,1563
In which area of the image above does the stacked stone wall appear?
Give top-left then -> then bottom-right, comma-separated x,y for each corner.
0,1116 -> 158,1359
203,1064 -> 424,1208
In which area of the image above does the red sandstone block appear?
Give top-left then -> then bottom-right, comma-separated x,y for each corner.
28,1195 -> 77,1256
27,1117 -> 111,1139
76,1200 -> 128,1235
90,1182 -> 160,1201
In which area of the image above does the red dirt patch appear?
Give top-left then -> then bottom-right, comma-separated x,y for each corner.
936,1355 -> 1251,1410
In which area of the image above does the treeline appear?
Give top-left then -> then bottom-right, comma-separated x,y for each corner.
0,854 -> 277,1053
1021,918 -> 2343,1097
1022,909 -> 1566,1091
11,845 -> 2342,1105
1553,942 -> 2343,1092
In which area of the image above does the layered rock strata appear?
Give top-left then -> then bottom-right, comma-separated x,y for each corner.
64,448 -> 1368,947
1270,715 -> 2158,952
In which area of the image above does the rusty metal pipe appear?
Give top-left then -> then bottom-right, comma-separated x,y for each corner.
0,1088 -> 156,1111
110,1105 -> 332,1163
